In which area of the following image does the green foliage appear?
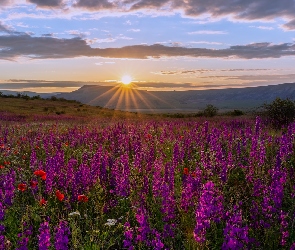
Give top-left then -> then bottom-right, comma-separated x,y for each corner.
230,109 -> 244,116
203,104 -> 218,117
263,98 -> 295,128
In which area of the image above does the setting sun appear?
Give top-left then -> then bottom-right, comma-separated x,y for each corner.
121,75 -> 132,85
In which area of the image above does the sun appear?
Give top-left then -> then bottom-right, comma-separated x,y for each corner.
121,75 -> 132,85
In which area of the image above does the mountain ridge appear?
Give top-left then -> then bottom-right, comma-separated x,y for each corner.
55,82 -> 295,112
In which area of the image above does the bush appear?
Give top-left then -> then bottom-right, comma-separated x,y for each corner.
203,104 -> 218,117
230,110 -> 244,116
263,98 -> 295,128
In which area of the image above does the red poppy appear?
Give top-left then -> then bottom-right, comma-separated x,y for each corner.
39,198 -> 47,206
18,183 -> 27,192
34,170 -> 46,180
30,180 -> 38,188
146,134 -> 152,139
183,168 -> 189,175
191,173 -> 196,178
0,165 -> 4,169
55,190 -> 65,201
78,194 -> 89,202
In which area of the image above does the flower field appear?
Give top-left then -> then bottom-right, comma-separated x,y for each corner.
1,114 -> 295,249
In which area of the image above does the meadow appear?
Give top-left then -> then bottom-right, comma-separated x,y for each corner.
1,97 -> 295,249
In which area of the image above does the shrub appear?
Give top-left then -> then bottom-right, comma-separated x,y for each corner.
203,104 -> 218,117
230,110 -> 244,116
263,98 -> 295,128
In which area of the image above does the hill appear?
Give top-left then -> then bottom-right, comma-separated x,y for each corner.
0,95 -> 143,120
56,82 -> 295,112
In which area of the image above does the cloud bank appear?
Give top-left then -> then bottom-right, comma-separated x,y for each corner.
1,29 -> 295,60
1,0 -> 295,30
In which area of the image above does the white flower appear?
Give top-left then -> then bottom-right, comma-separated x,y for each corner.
104,219 -> 117,226
69,211 -> 81,217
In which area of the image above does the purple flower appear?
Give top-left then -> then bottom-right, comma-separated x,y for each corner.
38,221 -> 51,250
16,223 -> 33,250
280,211 -> 289,246
222,206 -> 249,250
0,202 -> 4,221
123,222 -> 134,250
194,181 -> 223,243
55,221 -> 70,250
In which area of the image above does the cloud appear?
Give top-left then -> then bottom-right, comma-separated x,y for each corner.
27,0 -> 63,7
127,0 -> 171,10
188,30 -> 228,35
1,32 -> 295,60
189,41 -> 223,45
1,1 -> 295,30
71,0 -> 295,30
283,19 -> 295,30
0,22 -> 10,33
66,30 -> 90,38
250,25 -> 274,30
73,0 -> 116,10
128,28 -> 141,32
152,68 -> 274,75
177,0 -> 295,21
0,0 -> 13,6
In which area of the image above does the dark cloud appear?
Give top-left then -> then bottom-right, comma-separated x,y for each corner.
42,33 -> 54,37
27,0 -> 63,7
0,34 -> 92,60
127,0 -> 171,10
73,0 -> 116,10
0,22 -> 11,33
177,0 -> 295,21
1,32 -> 295,60
0,0 -> 13,6
1,0 -> 295,30
283,19 -> 295,30
69,0 -> 295,30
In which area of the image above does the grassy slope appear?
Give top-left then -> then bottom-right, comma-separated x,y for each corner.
0,97 -> 147,119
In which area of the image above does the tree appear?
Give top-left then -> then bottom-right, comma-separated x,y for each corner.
203,104 -> 218,117
263,98 -> 295,128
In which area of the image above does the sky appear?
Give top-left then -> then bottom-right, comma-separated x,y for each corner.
0,0 -> 295,93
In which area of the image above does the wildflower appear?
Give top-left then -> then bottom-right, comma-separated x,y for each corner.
30,180 -> 38,189
34,170 -> 46,180
54,221 -> 70,250
0,202 -> 4,221
55,190 -> 65,201
68,211 -> 80,217
18,183 -> 27,192
222,206 -> 249,250
183,168 -> 189,175
77,194 -> 88,202
0,165 -> 4,169
40,198 -> 47,206
16,223 -> 33,250
104,219 -> 117,226
194,181 -> 223,243
38,221 -> 51,250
